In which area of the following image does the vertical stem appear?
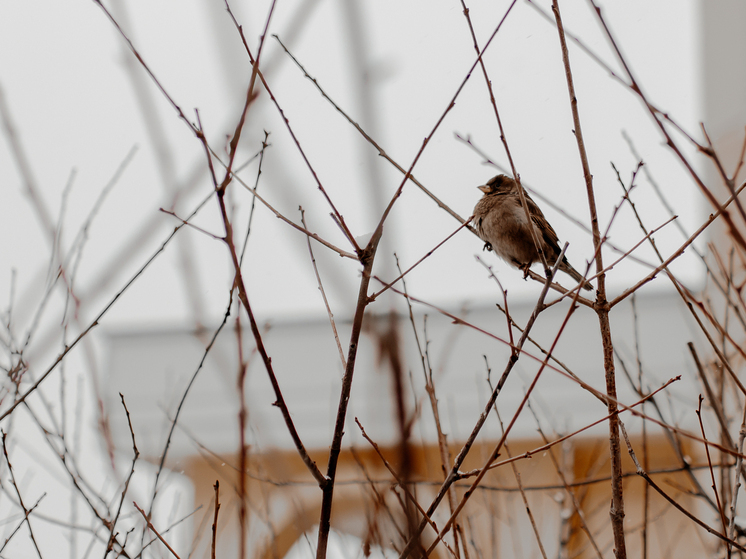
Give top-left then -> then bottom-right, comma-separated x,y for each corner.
727,401 -> 746,558
632,295 -> 648,559
551,1 -> 627,557
641,399 -> 649,559
316,256 -> 374,559
236,317 -> 248,559
212,481 -> 220,559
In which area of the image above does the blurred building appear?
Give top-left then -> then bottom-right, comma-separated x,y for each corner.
105,287 -> 708,558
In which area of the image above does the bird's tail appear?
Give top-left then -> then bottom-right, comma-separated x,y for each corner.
561,259 -> 593,291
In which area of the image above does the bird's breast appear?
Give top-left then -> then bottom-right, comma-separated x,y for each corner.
474,197 -> 540,267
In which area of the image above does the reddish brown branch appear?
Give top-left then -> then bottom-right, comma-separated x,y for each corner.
619,422 -> 746,554
356,418 -> 457,558
424,264 -> 581,556
696,396 -> 729,537
204,135 -> 328,489
587,0 -> 746,251
134,502 -> 182,559
399,248 -> 572,557
1,432 -> 44,559
551,2 -> 626,555
211,481 -> 220,559
316,256 -> 374,558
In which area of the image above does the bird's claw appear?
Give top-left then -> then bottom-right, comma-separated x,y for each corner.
482,242 -> 493,252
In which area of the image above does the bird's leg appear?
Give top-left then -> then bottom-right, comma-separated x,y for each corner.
518,262 -> 531,279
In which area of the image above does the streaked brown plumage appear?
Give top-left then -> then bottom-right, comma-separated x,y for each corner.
473,174 -> 592,291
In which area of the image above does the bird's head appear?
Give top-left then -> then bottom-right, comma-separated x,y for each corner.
477,174 -> 516,195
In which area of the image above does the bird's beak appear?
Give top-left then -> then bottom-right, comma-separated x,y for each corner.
478,185 -> 491,193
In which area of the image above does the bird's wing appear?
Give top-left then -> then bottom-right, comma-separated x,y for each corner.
525,193 -> 562,256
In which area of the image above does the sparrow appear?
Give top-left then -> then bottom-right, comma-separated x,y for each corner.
473,174 -> 593,291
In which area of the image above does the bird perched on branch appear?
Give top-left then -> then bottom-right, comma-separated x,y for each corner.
473,174 -> 593,291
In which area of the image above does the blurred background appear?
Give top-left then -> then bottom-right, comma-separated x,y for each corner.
0,0 -> 705,327
1,0 -> 744,557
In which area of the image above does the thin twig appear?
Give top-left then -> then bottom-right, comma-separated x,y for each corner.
134,502 -> 182,559
375,288 -> 699,439
487,374 -> 549,559
273,34 -> 476,233
475,258 -> 515,349
159,209 -> 223,240
619,420 -> 746,554
423,255 -> 581,556
728,400 -> 746,553
223,5 -> 360,254
218,0 -> 276,190
349,446 -> 409,549
696,395 -> 728,538
459,0 -> 550,272
614,343 -> 718,513
587,0 -> 746,251
1,432 -> 44,559
106,394 -> 139,556
356,418 -> 458,559
396,254 -> 461,555
364,0 -> 519,265
0,186 -> 215,422
621,130 -> 705,258
194,115 -> 327,489
149,291 -> 235,511
0,493 -> 45,555
301,207 -> 346,369
211,481 -> 220,559
368,217 -> 473,302
399,246 -> 572,557
611,199 -> 746,408
537,214 -> 677,311
95,1 -> 356,261
236,313 -> 249,559
689,343 -> 737,454
525,401 -> 604,559
239,130 -> 271,266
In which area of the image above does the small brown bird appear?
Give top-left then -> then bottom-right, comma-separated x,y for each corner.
473,174 -> 592,291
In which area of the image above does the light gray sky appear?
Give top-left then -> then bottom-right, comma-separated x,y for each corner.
1,0 -> 702,335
